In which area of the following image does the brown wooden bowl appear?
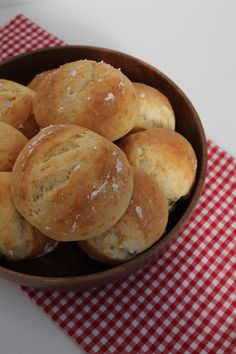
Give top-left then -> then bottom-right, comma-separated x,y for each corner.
0,46 -> 207,290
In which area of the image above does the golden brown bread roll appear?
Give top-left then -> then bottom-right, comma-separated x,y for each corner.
79,167 -> 168,264
132,83 -> 175,132
0,79 -> 35,128
18,113 -> 40,139
0,121 -> 28,171
28,69 -> 56,91
118,128 -> 197,207
0,172 -> 57,261
33,60 -> 139,141
11,124 -> 133,241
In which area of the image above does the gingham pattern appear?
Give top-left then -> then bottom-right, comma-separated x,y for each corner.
0,14 -> 64,61
1,15 -> 236,354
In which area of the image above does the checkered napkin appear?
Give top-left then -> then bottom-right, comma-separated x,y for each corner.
1,14 -> 236,354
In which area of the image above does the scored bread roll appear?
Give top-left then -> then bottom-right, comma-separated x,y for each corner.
79,167 -> 168,264
0,79 -> 35,128
118,128 -> 197,207
0,172 -> 57,261
0,121 -> 28,171
33,60 -> 139,141
28,69 -> 56,91
132,83 -> 175,132
11,125 -> 133,241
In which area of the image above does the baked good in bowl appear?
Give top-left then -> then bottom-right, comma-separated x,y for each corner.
11,124 -> 133,241
79,167 -> 168,264
0,79 -> 35,128
33,60 -> 139,141
28,69 -> 56,91
0,46 -> 207,290
132,82 -> 175,132
118,128 -> 197,208
0,121 -> 28,171
0,172 -> 57,261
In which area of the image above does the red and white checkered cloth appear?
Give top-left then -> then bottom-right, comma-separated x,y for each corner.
1,14 -> 236,354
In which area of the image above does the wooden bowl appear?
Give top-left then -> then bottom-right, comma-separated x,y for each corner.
0,46 -> 207,290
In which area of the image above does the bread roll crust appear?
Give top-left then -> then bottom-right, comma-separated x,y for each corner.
0,79 -> 35,128
0,121 -> 28,171
11,125 -> 133,241
79,167 -> 168,264
0,172 -> 56,261
118,128 -> 197,206
132,83 -> 175,132
33,60 -> 139,141
28,69 -> 55,91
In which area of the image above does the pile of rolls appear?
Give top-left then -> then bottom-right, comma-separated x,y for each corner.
0,59 -> 197,264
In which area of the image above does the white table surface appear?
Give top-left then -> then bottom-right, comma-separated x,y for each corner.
0,1 -> 235,353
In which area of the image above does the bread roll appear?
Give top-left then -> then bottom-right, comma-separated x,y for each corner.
0,121 -> 28,171
132,83 -> 175,132
28,69 -> 55,91
0,172 -> 57,261
79,167 -> 168,264
33,60 -> 139,141
11,124 -> 133,241
119,128 -> 197,207
0,79 -> 35,128
18,113 -> 40,139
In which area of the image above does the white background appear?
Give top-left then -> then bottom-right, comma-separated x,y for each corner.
0,1 -> 235,354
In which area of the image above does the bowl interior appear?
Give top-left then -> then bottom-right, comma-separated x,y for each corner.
0,46 -> 207,289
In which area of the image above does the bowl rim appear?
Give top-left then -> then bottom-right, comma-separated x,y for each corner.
0,45 -> 208,287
